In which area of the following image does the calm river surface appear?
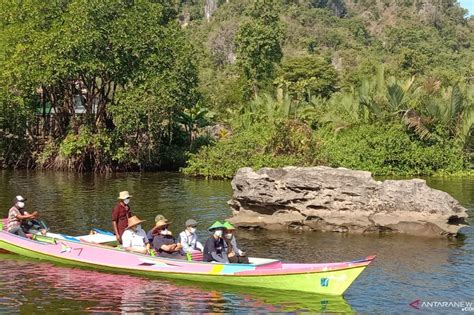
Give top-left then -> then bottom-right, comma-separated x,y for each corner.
0,171 -> 473,314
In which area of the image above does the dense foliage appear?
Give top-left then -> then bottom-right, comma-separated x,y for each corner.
0,0 -> 200,171
1,0 -> 473,177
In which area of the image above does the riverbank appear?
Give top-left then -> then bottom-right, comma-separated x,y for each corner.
182,121 -> 473,179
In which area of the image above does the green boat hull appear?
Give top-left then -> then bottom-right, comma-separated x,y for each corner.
0,239 -> 368,296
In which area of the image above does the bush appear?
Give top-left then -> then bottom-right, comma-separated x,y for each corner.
182,122 -> 316,178
317,123 -> 467,176
55,127 -> 114,172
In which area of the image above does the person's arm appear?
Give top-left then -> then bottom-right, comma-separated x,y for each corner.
16,211 -> 37,220
160,243 -> 182,252
196,240 -> 204,252
111,206 -> 121,242
153,236 -> 177,252
112,221 -> 121,242
231,237 -> 244,255
179,232 -> 192,253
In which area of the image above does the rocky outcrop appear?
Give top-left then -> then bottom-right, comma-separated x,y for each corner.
228,167 -> 469,237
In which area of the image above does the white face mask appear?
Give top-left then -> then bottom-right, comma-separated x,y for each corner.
123,198 -> 130,205
189,227 -> 196,234
136,224 -> 142,230
160,229 -> 170,235
225,233 -> 232,239
214,230 -> 223,237
17,202 -> 25,209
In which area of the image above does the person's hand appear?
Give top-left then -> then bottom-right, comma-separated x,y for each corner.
175,243 -> 182,250
116,235 -> 121,243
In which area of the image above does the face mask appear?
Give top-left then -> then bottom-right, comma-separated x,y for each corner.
136,224 -> 142,230
225,233 -> 232,239
214,230 -> 223,237
160,229 -> 169,235
17,202 -> 25,209
189,227 -> 196,234
123,198 -> 130,205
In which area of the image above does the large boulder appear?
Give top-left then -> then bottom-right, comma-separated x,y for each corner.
227,167 -> 469,237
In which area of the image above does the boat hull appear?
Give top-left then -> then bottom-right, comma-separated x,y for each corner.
0,231 -> 373,295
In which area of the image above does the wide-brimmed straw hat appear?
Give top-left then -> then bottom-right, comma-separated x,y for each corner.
118,191 -> 132,200
126,215 -> 145,229
152,218 -> 171,234
155,214 -> 165,223
155,218 -> 171,228
208,221 -> 225,231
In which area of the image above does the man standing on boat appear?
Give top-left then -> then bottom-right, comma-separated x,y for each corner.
112,191 -> 132,244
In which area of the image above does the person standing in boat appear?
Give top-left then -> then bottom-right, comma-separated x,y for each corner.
7,196 -> 39,237
112,191 -> 132,244
223,221 -> 249,264
179,219 -> 204,253
151,218 -> 185,259
121,215 -> 150,254
203,221 -> 229,263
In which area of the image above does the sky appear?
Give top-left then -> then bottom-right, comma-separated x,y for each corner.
459,0 -> 474,16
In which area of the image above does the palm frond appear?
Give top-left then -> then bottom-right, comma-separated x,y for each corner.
387,82 -> 406,111
402,109 -> 433,140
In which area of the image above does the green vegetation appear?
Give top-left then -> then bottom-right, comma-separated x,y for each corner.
0,0 -> 473,177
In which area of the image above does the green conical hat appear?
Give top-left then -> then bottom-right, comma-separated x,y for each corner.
223,221 -> 235,230
208,221 -> 225,231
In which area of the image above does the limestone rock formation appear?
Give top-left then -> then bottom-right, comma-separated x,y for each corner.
228,167 -> 469,237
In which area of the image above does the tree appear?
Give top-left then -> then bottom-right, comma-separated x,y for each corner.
279,56 -> 339,100
235,0 -> 284,98
0,0 -> 199,170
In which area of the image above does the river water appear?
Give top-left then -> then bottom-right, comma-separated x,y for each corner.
0,171 -> 472,314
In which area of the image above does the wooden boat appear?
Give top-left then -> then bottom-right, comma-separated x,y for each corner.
1,253 -> 355,312
0,223 -> 375,296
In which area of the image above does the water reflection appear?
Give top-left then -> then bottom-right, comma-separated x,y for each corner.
0,254 -> 352,314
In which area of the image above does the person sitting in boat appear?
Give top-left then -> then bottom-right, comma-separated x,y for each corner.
7,196 -> 40,237
147,214 -> 165,243
112,191 -> 132,244
121,216 -> 150,254
203,221 -> 228,263
151,218 -> 185,259
179,219 -> 204,254
223,221 -> 249,264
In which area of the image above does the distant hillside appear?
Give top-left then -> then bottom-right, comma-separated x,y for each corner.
179,0 -> 473,110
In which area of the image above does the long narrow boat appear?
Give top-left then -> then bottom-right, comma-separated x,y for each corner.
0,226 -> 375,296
